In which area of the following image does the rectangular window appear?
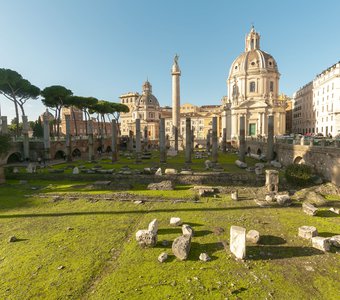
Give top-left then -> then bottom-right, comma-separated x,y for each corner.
248,123 -> 256,136
270,81 -> 274,92
249,81 -> 256,92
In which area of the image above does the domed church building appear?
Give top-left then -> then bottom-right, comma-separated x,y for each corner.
224,26 -> 286,138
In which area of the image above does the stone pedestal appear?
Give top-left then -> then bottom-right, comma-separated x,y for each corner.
230,226 -> 246,259
185,117 -> 192,164
212,117 -> 218,164
239,116 -> 246,162
265,169 -> 279,193
135,118 -> 141,163
159,118 -> 166,163
111,120 -> 118,162
267,115 -> 274,161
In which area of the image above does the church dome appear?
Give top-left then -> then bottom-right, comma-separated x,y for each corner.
228,49 -> 278,78
137,80 -> 160,108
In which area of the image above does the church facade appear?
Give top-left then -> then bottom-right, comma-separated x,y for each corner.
223,26 -> 286,138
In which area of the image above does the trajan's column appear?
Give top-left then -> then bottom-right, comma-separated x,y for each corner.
172,54 -> 181,151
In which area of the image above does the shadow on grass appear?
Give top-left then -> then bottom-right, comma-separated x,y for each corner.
194,230 -> 213,237
318,232 -> 338,237
247,245 -> 324,260
259,235 -> 286,245
317,210 -> 340,218
0,205 -> 284,219
186,241 -> 225,261
13,238 -> 29,242
157,228 -> 182,235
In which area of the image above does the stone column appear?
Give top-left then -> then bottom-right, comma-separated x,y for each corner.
0,116 -> 8,134
159,118 -> 166,163
226,109 -> 232,140
127,130 -> 133,152
143,126 -> 148,152
185,117 -> 192,164
267,115 -> 274,161
239,116 -> 246,162
222,128 -> 227,152
65,115 -> 72,162
172,56 -> 181,151
206,131 -> 211,152
212,117 -> 218,164
135,118 -> 141,163
22,115 -> 30,160
88,120 -> 94,161
111,119 -> 118,162
231,113 -> 237,138
262,112 -> 266,135
43,112 -> 51,160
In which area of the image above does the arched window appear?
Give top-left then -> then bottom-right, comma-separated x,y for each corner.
250,81 -> 256,92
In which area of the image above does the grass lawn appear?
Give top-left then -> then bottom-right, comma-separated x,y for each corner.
0,178 -> 339,300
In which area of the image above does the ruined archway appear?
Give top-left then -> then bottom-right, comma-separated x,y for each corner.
7,152 -> 22,164
294,156 -> 305,164
54,150 -> 66,160
72,148 -> 81,157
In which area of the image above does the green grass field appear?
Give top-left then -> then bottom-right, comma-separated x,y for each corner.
0,176 -> 339,300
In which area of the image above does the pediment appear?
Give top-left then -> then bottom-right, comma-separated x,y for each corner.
235,99 -> 268,109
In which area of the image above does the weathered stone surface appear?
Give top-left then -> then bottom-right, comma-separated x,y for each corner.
165,168 -> 177,175
254,199 -> 272,207
170,217 -> 182,226
8,236 -> 17,243
167,149 -> 178,157
255,163 -> 265,169
148,219 -> 158,235
275,194 -> 292,206
246,230 -> 260,244
230,226 -> 246,259
235,160 -> 247,169
204,160 -> 212,169
302,202 -> 318,216
265,169 -> 279,193
180,170 -> 193,175
298,226 -> 318,239
158,252 -> 168,263
135,229 -> 157,247
265,193 -> 275,202
147,180 -> 174,191
182,224 -> 194,237
311,236 -> 330,252
198,188 -> 215,197
330,235 -> 340,247
172,235 -> 191,260
93,181 -> 111,186
231,190 -> 238,201
13,167 -> 19,173
199,252 -> 211,262
155,168 -> 162,176
143,168 -> 152,174
255,167 -> 263,175
329,207 -> 340,214
304,191 -> 326,207
72,167 -> 79,175
270,160 -> 282,168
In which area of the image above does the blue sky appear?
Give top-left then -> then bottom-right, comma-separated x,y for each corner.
0,0 -> 339,121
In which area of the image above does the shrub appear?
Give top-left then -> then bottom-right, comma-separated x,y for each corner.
285,164 -> 313,186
